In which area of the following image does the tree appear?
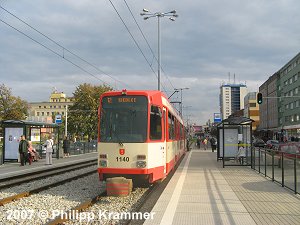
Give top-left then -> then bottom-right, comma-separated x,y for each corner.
0,84 -> 28,121
68,83 -> 112,140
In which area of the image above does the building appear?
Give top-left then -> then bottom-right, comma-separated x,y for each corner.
259,72 -> 279,133
28,91 -> 73,123
219,83 -> 248,120
244,92 -> 260,130
278,52 -> 300,138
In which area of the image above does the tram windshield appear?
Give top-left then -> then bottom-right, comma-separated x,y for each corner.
100,96 -> 148,143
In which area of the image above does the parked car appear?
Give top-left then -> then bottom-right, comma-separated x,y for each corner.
253,139 -> 266,148
266,140 -> 279,150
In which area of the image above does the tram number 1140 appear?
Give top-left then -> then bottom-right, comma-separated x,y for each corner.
116,157 -> 130,162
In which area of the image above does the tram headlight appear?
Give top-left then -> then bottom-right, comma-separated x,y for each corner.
100,160 -> 107,167
137,161 -> 146,168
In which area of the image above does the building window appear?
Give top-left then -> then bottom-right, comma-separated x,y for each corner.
44,106 -> 46,108
54,106 -> 56,108
294,87 -> 298,94
47,112 -> 50,116
289,78 -> 293,84
285,104 -> 289,109
39,106 -> 41,109
294,74 -> 298,81
290,102 -> 294,109
42,112 -> 44,116
296,114 -> 300,121
296,100 -> 300,108
37,112 -> 40,116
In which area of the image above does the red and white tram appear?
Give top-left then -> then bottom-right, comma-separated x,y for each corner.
97,89 -> 186,185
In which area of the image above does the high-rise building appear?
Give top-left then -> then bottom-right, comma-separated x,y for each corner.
219,83 -> 248,120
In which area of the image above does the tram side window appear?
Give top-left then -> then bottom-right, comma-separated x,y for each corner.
168,112 -> 175,140
150,105 -> 162,140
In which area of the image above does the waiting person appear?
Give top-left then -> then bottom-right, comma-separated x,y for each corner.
63,136 -> 70,157
27,141 -> 34,165
210,137 -> 217,152
236,142 -> 246,164
44,136 -> 54,165
18,135 -> 29,166
203,137 -> 208,150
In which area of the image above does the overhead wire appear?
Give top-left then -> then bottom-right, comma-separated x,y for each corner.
123,0 -> 176,90
0,18 -> 111,86
0,5 -> 132,89
108,0 -> 168,93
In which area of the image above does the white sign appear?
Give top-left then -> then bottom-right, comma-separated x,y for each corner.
55,114 -> 62,124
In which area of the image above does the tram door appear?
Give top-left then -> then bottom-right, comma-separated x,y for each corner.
162,108 -> 167,174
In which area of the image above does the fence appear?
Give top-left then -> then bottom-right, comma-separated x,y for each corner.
251,147 -> 299,194
35,141 -> 97,159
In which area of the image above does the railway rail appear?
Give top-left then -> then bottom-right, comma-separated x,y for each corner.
0,169 -> 96,206
0,159 -> 97,189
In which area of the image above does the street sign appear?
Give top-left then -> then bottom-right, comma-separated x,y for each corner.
55,114 -> 62,124
214,113 -> 221,123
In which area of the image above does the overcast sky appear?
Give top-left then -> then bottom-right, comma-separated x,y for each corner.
1,0 -> 299,124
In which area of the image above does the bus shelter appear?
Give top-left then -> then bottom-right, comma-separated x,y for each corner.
1,120 -> 59,163
217,116 -> 254,168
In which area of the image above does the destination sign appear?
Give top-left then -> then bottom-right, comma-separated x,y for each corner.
118,97 -> 136,103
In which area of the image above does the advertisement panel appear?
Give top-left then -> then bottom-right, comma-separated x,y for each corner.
30,128 -> 40,142
4,127 -> 24,160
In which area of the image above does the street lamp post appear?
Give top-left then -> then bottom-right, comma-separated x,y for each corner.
140,9 -> 178,91
174,87 -> 189,116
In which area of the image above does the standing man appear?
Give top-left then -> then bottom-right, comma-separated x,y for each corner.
45,136 -> 54,165
18,135 -> 29,166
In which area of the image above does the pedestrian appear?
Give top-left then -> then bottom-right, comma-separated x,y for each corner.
18,135 -> 29,166
44,136 -> 54,165
63,136 -> 70,157
196,136 -> 201,149
236,142 -> 246,164
27,141 -> 34,165
203,137 -> 208,150
210,137 -> 217,152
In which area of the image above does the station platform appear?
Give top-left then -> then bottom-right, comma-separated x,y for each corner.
0,152 -> 97,180
144,149 -> 300,225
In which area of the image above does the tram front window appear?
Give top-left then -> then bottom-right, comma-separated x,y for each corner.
100,96 -> 148,143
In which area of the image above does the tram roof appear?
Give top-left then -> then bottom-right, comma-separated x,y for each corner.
101,90 -> 183,125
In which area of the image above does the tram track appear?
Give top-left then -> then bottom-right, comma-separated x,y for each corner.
0,169 -> 97,206
0,159 -> 97,189
45,154 -> 185,225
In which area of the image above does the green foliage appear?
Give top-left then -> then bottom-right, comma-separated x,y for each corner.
0,84 -> 28,121
68,83 -> 112,140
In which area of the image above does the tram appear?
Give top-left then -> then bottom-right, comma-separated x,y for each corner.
97,89 -> 186,184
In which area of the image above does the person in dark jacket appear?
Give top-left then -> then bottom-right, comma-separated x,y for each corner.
18,135 -> 29,166
63,136 -> 70,157
210,137 -> 217,152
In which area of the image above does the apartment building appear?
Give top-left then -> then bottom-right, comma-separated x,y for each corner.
220,83 -> 248,120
